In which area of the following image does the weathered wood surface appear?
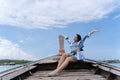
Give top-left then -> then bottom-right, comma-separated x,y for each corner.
24,69 -> 106,80
30,55 -> 60,65
1,55 -> 120,80
0,66 -> 36,80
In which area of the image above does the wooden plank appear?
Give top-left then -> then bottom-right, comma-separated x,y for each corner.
26,55 -> 59,66
24,69 -> 106,80
25,76 -> 106,80
0,55 -> 120,80
0,66 -> 36,80
35,56 -> 60,64
92,63 -> 120,76
98,65 -> 120,76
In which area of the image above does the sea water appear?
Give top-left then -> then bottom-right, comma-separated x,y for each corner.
109,63 -> 120,68
0,65 -> 21,73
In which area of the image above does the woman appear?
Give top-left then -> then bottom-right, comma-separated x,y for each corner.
48,29 -> 99,77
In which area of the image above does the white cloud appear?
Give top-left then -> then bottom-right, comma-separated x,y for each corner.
0,37 -> 38,60
19,40 -> 24,43
0,0 -> 119,29
113,14 -> 120,19
19,37 -> 32,43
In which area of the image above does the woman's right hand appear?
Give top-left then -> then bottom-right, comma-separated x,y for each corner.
88,29 -> 99,36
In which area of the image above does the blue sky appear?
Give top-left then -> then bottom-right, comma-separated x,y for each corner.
0,0 -> 120,60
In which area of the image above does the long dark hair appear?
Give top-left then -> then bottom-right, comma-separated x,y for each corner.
76,34 -> 81,42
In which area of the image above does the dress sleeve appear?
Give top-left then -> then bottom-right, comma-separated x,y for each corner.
82,34 -> 90,43
78,34 -> 90,51
65,36 -> 72,45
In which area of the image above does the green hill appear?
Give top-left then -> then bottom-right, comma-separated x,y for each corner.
0,59 -> 31,65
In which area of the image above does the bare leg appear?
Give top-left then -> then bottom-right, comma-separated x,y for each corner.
56,57 -> 77,73
57,53 -> 68,68
59,35 -> 65,55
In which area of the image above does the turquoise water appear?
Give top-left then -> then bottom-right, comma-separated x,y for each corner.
109,63 -> 120,68
0,65 -> 21,73
0,63 -> 120,73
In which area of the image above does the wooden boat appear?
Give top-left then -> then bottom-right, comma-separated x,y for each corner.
0,55 -> 120,80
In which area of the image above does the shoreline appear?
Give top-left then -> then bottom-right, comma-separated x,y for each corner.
0,59 -> 31,65
100,60 -> 120,64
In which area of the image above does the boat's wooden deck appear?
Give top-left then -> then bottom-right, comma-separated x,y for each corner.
0,55 -> 120,80
24,69 -> 106,80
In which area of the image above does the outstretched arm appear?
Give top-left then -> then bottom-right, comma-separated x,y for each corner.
83,29 -> 99,42
88,29 -> 99,36
78,29 -> 99,51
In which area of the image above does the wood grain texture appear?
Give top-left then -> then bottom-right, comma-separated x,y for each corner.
24,69 -> 106,80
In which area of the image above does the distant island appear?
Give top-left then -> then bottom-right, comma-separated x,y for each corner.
100,59 -> 120,63
1,59 -> 119,65
0,59 -> 31,65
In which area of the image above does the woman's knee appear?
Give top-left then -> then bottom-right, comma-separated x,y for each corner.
66,57 -> 76,62
62,53 -> 68,57
65,57 -> 71,62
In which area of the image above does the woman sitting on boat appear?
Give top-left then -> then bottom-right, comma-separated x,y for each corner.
48,29 -> 99,77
